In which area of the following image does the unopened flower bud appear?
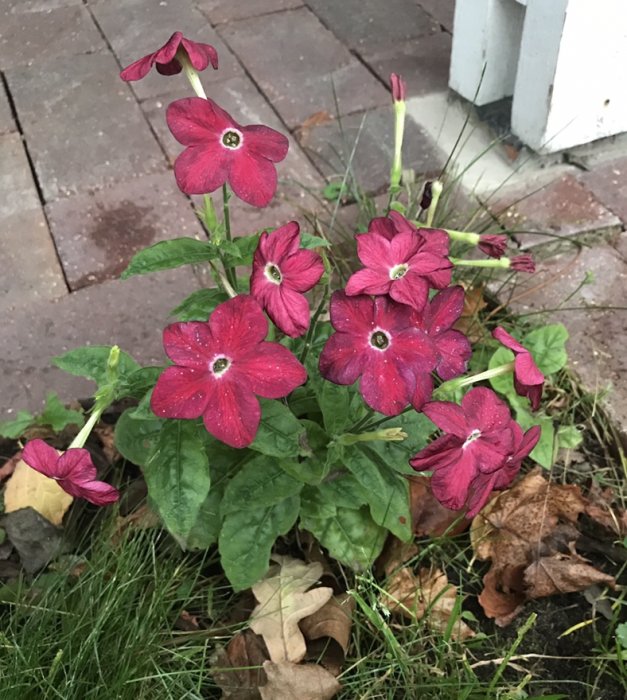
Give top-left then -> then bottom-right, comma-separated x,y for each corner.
478,234 -> 508,259
510,254 -> 535,273
390,73 -> 406,103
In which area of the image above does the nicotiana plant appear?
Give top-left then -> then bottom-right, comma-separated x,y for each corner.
13,32 -> 571,591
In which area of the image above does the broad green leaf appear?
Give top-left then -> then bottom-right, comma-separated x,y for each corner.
313,379 -> 360,436
37,393 -> 84,432
616,621 -> 627,650
346,445 -> 412,541
515,407 -> 555,469
302,475 -> 369,513
170,288 -> 228,321
488,346 -> 516,397
53,346 -> 140,386
557,424 -> 583,449
145,421 -> 211,547
129,390 -> 156,420
221,456 -> 303,515
250,399 -> 308,458
277,420 -> 330,484
322,181 -> 346,201
122,238 -> 217,278
524,324 -> 569,375
219,495 -> 300,591
223,233 -> 262,266
300,232 -> 331,249
114,408 -> 164,466
0,411 -> 35,439
118,366 -> 162,399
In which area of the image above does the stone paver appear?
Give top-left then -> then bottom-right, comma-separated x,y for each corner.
89,0 -> 243,101
0,80 -> 16,134
417,0 -> 456,32
218,8 -> 390,129
46,172 -> 206,290
6,52 -> 167,200
0,3 -> 105,70
501,235 -> 627,448
300,105 -> 445,194
195,0 -> 304,24
0,268 -> 201,420
493,174 -> 622,248
0,133 -> 66,309
579,157 -> 627,225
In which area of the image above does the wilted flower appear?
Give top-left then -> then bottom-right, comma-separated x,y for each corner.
492,327 -> 545,410
250,221 -> 324,337
509,254 -> 535,273
478,234 -> 508,259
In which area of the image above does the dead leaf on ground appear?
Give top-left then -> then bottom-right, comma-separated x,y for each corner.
584,482 -> 627,536
381,566 -> 475,641
524,553 -> 615,598
454,284 -> 487,341
111,503 -> 160,545
94,424 -> 120,463
296,111 -> 334,147
300,594 -> 354,676
409,476 -> 469,537
0,451 -> 21,482
376,536 -> 419,578
4,458 -> 73,527
259,661 -> 341,700
477,568 -> 525,627
250,556 -> 333,664
211,630 -> 269,699
174,610 -> 201,632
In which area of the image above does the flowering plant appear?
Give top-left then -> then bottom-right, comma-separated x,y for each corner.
18,41 -> 570,591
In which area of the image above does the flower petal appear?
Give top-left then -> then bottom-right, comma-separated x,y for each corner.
461,387 -> 512,434
434,330 -> 472,380
360,352 -> 415,415
120,54 -> 156,81
22,439 -> 62,479
389,273 -> 429,309
162,321 -> 217,368
409,433 -> 463,471
411,371 -> 434,410
426,286 -> 465,334
319,332 -> 366,386
492,326 -> 527,354
152,31 -> 183,64
329,291 -> 375,335
258,222 -> 300,262
173,144 -> 230,195
62,479 -> 119,506
355,232 -> 394,270
430,449 -> 476,511
514,352 -> 545,386
243,125 -> 289,162
281,250 -> 324,292
345,268 -> 391,297
228,150 -> 278,208
236,342 -> 307,397
264,285 -> 310,337
56,448 -> 97,483
208,295 -> 267,354
167,97 -> 234,146
367,215 -> 397,240
181,37 -> 219,71
418,228 -> 450,256
422,400 -> 469,438
202,376 -> 261,448
465,472 -> 499,518
151,366 -> 211,420
388,211 -> 417,235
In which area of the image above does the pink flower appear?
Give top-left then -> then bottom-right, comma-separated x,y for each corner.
319,291 -> 438,415
390,73 -> 406,102
22,439 -> 119,506
250,222 -> 324,337
120,32 -> 218,81
410,388 -> 539,517
478,234 -> 507,259
414,286 -> 472,380
151,295 -> 307,448
492,327 -> 545,410
510,254 -> 535,273
345,213 -> 452,311
166,97 -> 289,207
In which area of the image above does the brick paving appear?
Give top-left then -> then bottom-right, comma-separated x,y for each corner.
0,0 -> 626,438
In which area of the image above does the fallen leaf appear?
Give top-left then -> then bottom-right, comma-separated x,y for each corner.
0,451 -> 21,481
250,556 -> 333,664
584,482 -> 627,536
477,568 -> 525,627
381,566 -> 475,641
4,458 -> 73,527
524,553 -> 615,598
454,284 -> 487,341
296,111 -> 334,147
300,594 -> 354,675
94,424 -> 119,463
259,661 -> 341,700
409,476 -> 469,537
175,610 -> 200,632
376,536 -> 419,578
2,507 -> 64,573
211,630 -> 269,699
111,503 -> 160,545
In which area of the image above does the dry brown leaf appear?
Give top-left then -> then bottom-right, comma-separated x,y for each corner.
409,475 -> 469,537
0,451 -> 21,482
250,556 -> 333,663
259,661 -> 341,700
524,553 -> 615,598
300,594 -> 354,676
211,630 -> 269,699
382,566 -> 475,641
584,483 -> 627,536
94,424 -> 119,463
296,111 -> 334,147
3,458 -> 73,526
376,536 -> 420,578
454,284 -> 487,341
477,568 -> 525,627
111,503 -> 160,545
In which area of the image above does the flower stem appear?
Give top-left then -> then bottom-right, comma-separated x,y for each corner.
298,291 -> 328,365
176,50 -> 207,99
389,101 -> 406,191
450,256 -> 511,269
68,407 -> 104,450
435,362 -> 515,396
209,260 -> 237,298
425,179 -> 442,227
444,229 -> 481,245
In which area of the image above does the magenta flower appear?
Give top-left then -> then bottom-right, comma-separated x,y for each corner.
166,97 -> 289,207
151,295 -> 307,448
390,73 -> 406,102
22,439 -> 119,506
478,234 -> 507,259
319,292 -> 438,415
414,286 -> 472,380
120,32 -> 218,81
510,254 -> 535,273
345,213 -> 452,310
250,222 -> 324,337
410,387 -> 527,517
492,327 -> 545,410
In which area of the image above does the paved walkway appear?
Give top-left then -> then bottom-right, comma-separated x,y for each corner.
1,0 -> 626,439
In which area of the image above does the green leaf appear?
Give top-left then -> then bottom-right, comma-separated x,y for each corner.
365,410 -> 435,474
223,233 -> 262,266
53,346 -> 140,386
0,410 -> 35,439
145,421 -> 211,547
300,232 -> 331,249
219,495 -> 300,591
346,445 -> 412,541
114,408 -> 164,466
170,288 -> 229,321
118,366 -> 162,400
488,346 -> 516,397
303,475 -> 370,513
524,324 -> 569,375
121,238 -> 218,278
221,456 -> 303,515
129,390 -> 156,420
277,420 -> 330,484
616,621 -> 627,650
38,393 -> 84,432
515,407 -> 555,469
250,399 -> 308,458
322,181 -> 346,201
557,424 -> 583,449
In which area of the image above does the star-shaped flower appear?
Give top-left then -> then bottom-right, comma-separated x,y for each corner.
151,295 -> 307,448
166,97 -> 289,207
250,222 -> 324,337
120,32 -> 218,81
492,327 -> 545,410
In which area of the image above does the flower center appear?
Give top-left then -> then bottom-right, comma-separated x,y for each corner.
463,429 -> 482,448
370,330 -> 390,350
389,263 -> 409,280
212,356 -> 230,376
264,262 -> 283,285
222,129 -> 242,149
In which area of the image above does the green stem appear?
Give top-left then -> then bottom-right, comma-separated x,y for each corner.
425,180 -> 442,227
176,50 -> 207,99
209,260 -> 237,298
389,101 -> 406,191
435,362 -> 515,396
445,229 -> 481,244
68,408 -> 104,450
220,184 -> 238,290
450,256 -> 510,269
299,290 -> 328,365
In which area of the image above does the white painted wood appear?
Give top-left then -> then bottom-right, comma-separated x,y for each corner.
512,0 -> 627,153
449,0 -> 525,106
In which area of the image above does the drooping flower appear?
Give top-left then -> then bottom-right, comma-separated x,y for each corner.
478,234 -> 507,259
166,97 -> 289,207
492,327 -> 545,410
120,32 -> 218,81
345,213 -> 452,310
22,439 -> 119,506
409,387 -> 539,517
390,73 -> 406,102
413,286 -> 472,380
250,221 -> 324,337
151,295 -> 307,448
509,254 -> 535,273
319,291 -> 438,415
